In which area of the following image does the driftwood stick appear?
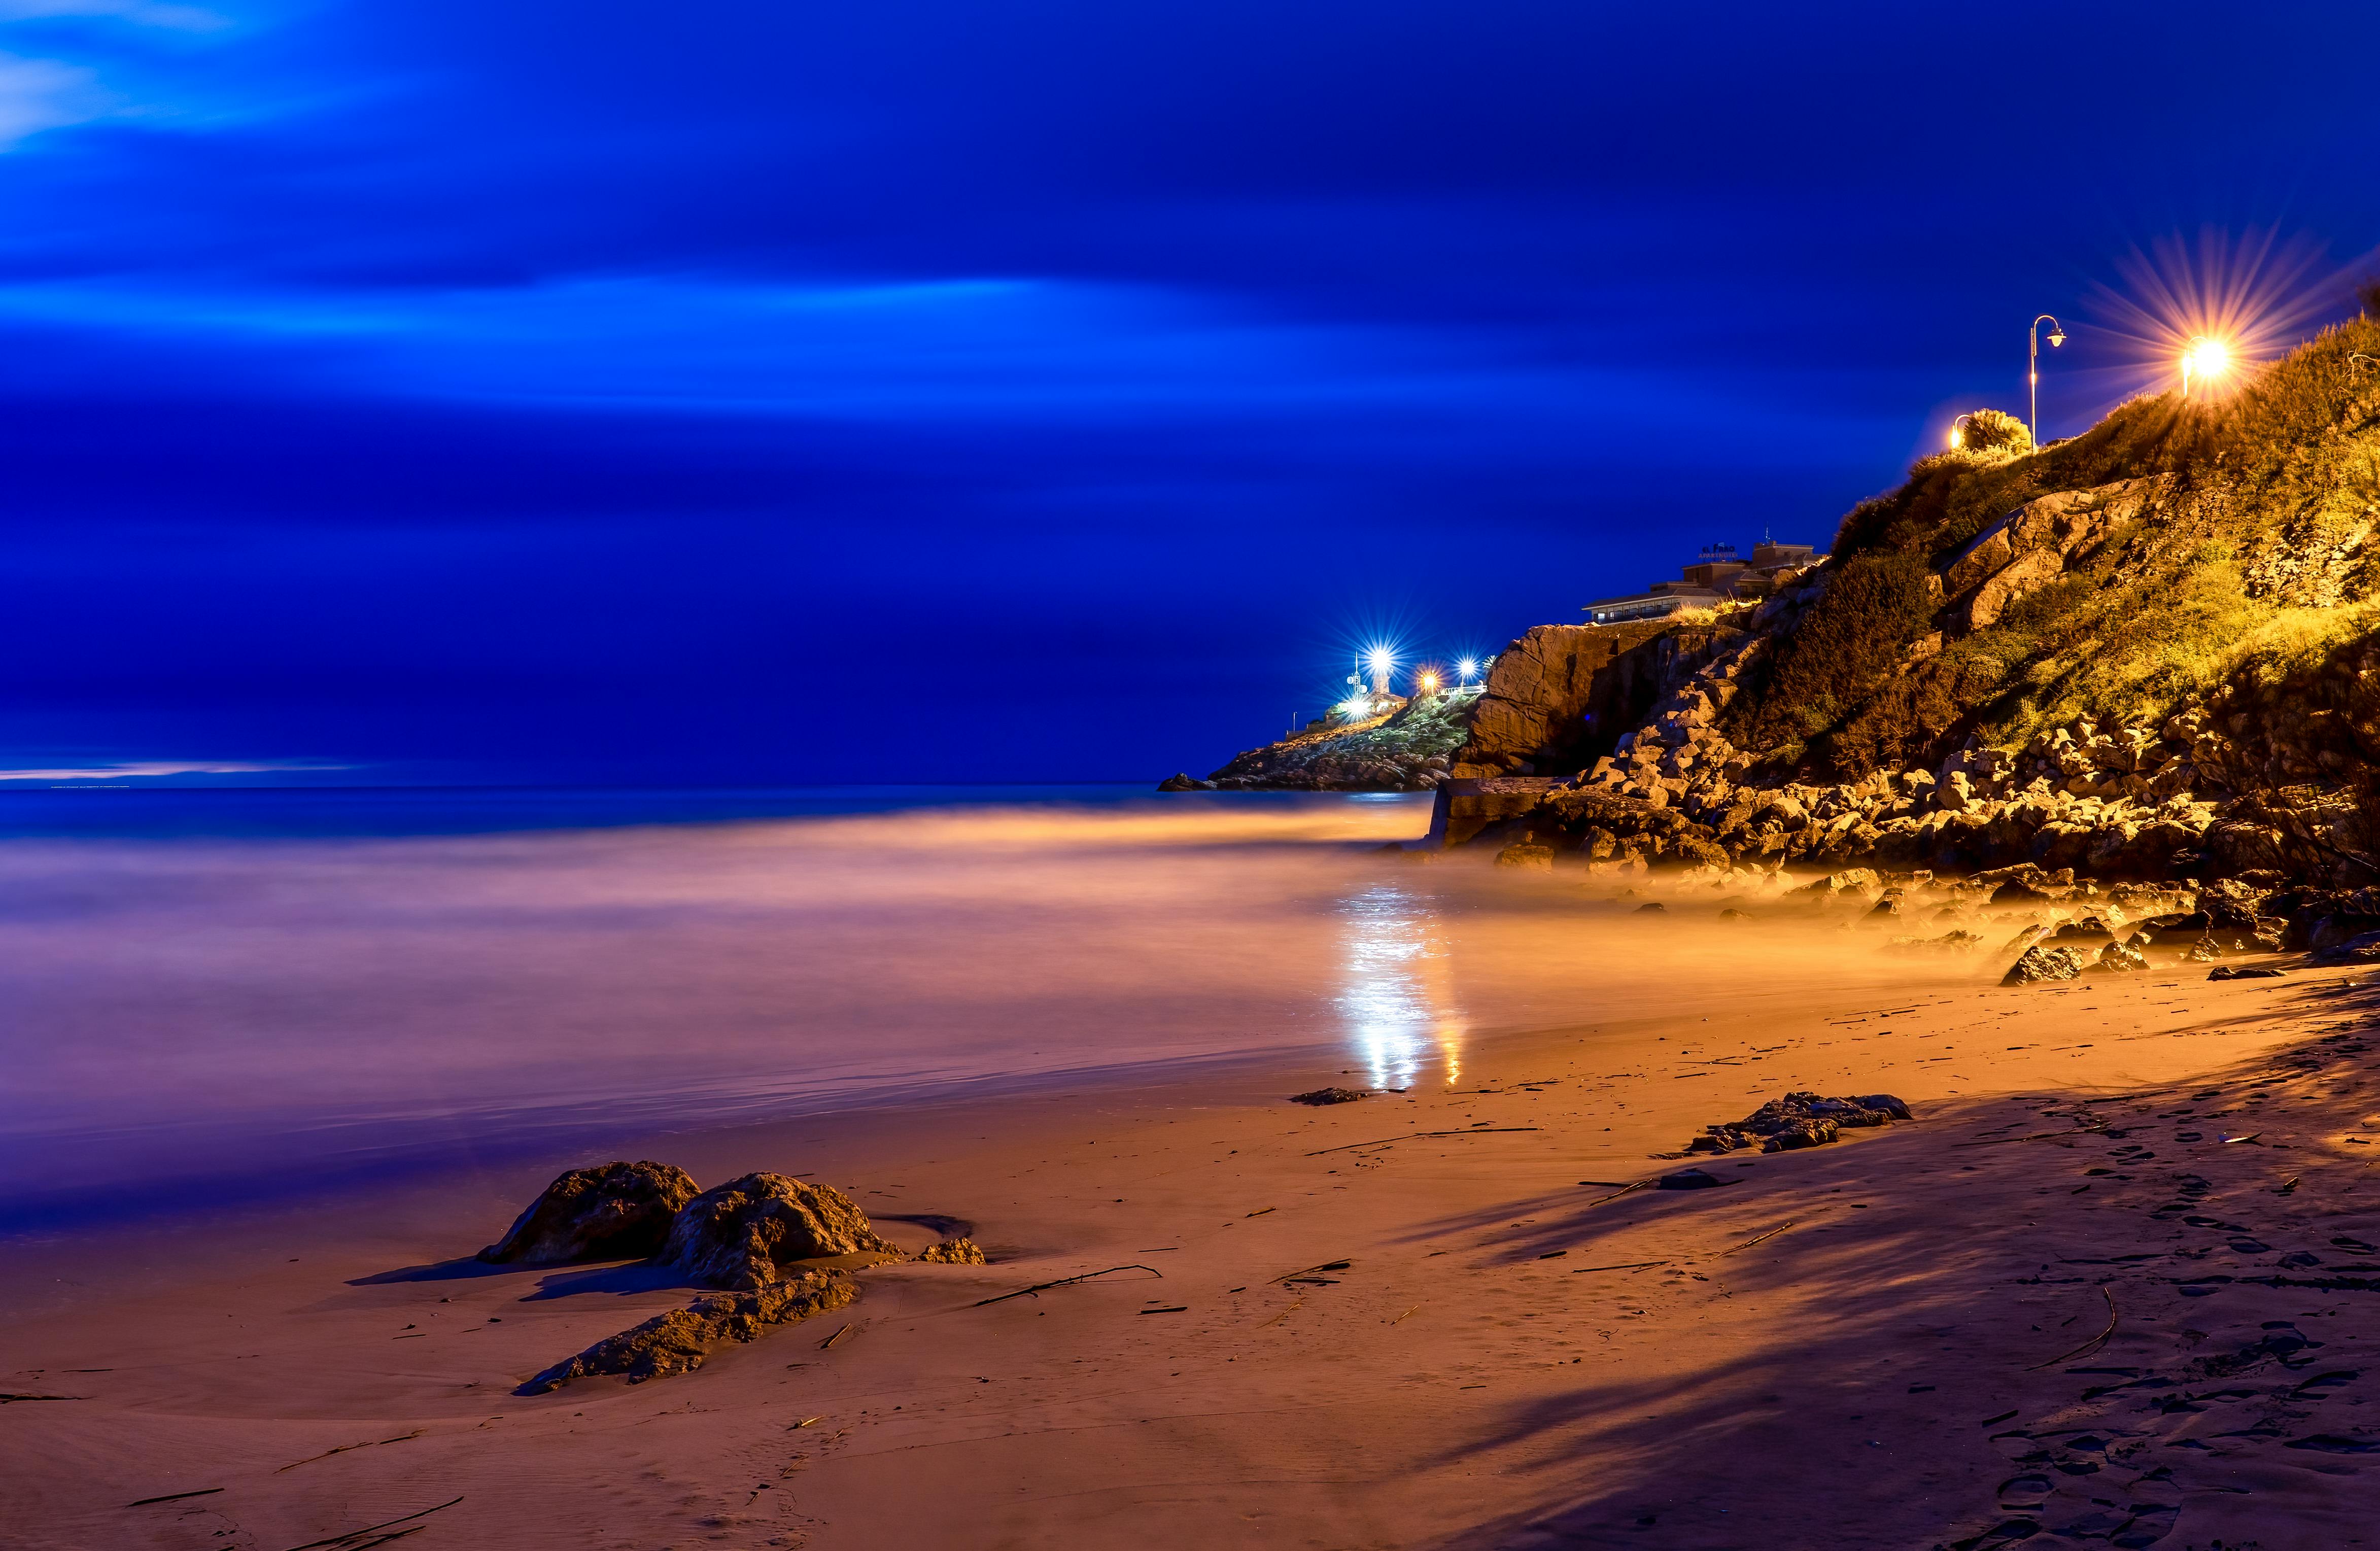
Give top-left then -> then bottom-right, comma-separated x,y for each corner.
278,1495 -> 463,1551
1268,1258 -> 1353,1286
1304,1127 -> 1540,1157
1583,1181 -> 1652,1208
1717,1220 -> 1797,1258
2029,1286 -> 2118,1370
127,1487 -> 226,1507
1570,1260 -> 1669,1273
970,1265 -> 1161,1308
275,1431 -> 424,1474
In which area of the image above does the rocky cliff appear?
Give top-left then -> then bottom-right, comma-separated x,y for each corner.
1440,314 -> 2380,893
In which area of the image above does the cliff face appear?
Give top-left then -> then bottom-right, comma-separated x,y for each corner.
1441,314 -> 2380,892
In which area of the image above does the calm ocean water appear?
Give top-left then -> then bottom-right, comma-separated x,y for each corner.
0,785 -> 1923,1233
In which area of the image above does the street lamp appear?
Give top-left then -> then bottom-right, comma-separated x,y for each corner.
1948,412 -> 1975,451
1364,646 -> 1395,696
2029,315 -> 2064,448
1457,657 -> 1479,685
2350,352 -> 2377,379
2180,335 -> 2232,400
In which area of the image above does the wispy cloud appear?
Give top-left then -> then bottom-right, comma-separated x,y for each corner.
0,760 -> 347,781
0,0 -> 230,32
0,48 -> 100,145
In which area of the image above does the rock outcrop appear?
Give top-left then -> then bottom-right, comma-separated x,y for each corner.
477,1160 -> 702,1267
1191,686 -> 1477,792
662,1172 -> 899,1290
520,1270 -> 856,1393
1684,1091 -> 1911,1155
914,1238 -> 987,1264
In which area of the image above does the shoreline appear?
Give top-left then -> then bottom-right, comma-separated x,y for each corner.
11,932 -> 2378,1548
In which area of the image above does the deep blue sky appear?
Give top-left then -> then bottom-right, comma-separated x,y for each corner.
0,1 -> 2373,784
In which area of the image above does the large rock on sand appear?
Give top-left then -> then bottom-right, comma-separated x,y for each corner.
477,1160 -> 702,1266
520,1269 -> 856,1393
663,1173 -> 898,1290
2003,945 -> 2090,985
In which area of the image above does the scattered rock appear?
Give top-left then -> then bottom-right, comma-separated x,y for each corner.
520,1270 -> 855,1393
2310,930 -> 2380,967
1290,1087 -> 1368,1106
2209,966 -> 2285,981
1495,843 -> 1556,871
914,1238 -> 987,1265
1685,1091 -> 1910,1154
1636,901 -> 1668,913
1657,1167 -> 1738,1190
1888,929 -> 1984,954
1156,773 -> 1213,792
2091,939 -> 2149,974
2004,945 -> 2090,985
663,1174 -> 899,1290
477,1160 -> 702,1267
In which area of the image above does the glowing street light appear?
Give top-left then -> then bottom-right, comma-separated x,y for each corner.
1948,412 -> 1975,451
1415,668 -> 1441,697
2180,334 -> 2232,400
2029,314 -> 2064,447
1457,657 -> 1479,684
1364,645 -> 1395,696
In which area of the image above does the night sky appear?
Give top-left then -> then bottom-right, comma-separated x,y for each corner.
1,2 -> 2374,785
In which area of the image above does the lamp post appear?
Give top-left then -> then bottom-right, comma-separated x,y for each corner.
2029,314 -> 2065,449
1949,412 -> 1975,451
2350,352 -> 2377,379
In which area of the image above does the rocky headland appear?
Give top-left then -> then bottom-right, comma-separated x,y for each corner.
1185,317 -> 2380,928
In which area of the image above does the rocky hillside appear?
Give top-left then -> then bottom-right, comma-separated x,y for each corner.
1451,314 -> 2380,890
1160,685 -> 1480,792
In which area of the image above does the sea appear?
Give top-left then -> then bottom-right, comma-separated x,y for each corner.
0,784 -> 1902,1235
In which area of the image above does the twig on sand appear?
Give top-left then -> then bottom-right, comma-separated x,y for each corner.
970,1265 -> 1162,1308
1570,1261 -> 1669,1274
818,1324 -> 854,1351
1,1393 -> 82,1404
1583,1181 -> 1651,1207
1269,1259 -> 1353,1286
1955,1128 -> 2100,1148
1716,1220 -> 1797,1258
126,1487 -> 225,1507
279,1496 -> 462,1551
1304,1127 -> 1539,1157
275,1431 -> 424,1474
2029,1286 -> 2118,1370
1258,1296 -> 1305,1328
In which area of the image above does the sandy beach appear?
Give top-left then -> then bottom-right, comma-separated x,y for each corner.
9,834 -> 2376,1550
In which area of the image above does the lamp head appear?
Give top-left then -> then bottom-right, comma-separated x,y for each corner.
2048,329 -> 2065,348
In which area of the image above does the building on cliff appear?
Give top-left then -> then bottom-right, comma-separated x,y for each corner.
1585,540 -> 1824,624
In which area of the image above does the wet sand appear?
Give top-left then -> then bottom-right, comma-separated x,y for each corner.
10,897 -> 2379,1550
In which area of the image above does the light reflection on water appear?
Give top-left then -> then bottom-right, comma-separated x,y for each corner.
1334,881 -> 1465,1090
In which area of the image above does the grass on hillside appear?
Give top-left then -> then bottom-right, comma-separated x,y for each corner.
1727,314 -> 2380,779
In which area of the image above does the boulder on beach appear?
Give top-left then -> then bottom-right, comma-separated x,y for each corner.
1657,1166 -> 1737,1190
663,1173 -> 899,1290
519,1269 -> 856,1393
1290,1087 -> 1367,1106
2209,966 -> 2285,981
477,1160 -> 702,1267
1684,1091 -> 1910,1155
2310,930 -> 2380,967
915,1238 -> 987,1264
2003,945 -> 2090,985
2091,939 -> 2149,974
1495,843 -> 1555,871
